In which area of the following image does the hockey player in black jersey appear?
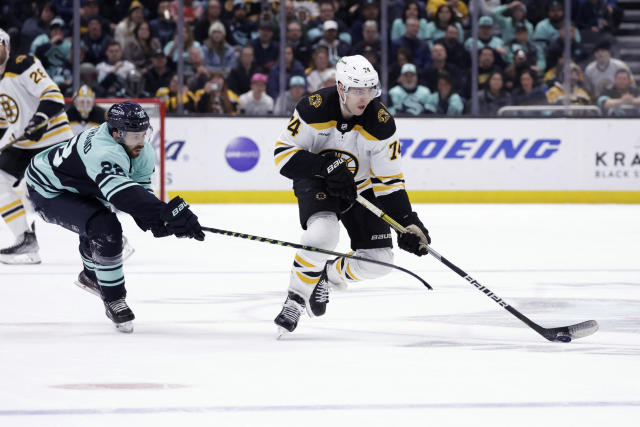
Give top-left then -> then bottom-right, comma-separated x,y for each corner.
67,85 -> 107,135
273,55 -> 431,334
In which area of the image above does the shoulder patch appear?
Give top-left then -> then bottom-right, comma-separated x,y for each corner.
6,54 -> 37,75
377,108 -> 390,124
308,94 -> 322,108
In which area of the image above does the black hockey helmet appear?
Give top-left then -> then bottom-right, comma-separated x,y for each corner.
107,101 -> 150,133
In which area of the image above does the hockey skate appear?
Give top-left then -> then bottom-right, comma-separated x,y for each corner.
274,292 -> 306,335
104,298 -> 135,333
74,271 -> 101,297
0,228 -> 41,264
307,264 -> 330,317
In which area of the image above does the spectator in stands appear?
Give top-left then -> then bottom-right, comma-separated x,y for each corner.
491,1 -> 533,44
391,1 -> 429,41
426,72 -> 464,115
81,1 -> 109,39
251,21 -> 280,71
83,16 -> 112,65
533,1 -> 582,52
435,24 -> 469,69
388,63 -> 433,116
31,17 -> 71,85
97,41 -> 136,96
287,20 -> 312,69
313,20 -> 350,66
389,47 -> 413,88
144,49 -> 173,96
349,20 -> 381,64
79,62 -> 106,97
157,74 -> 197,113
114,0 -> 144,49
306,46 -> 334,93
194,0 -> 224,42
306,0 -> 349,44
584,39 -> 633,99
427,0 -> 468,21
575,0 -> 614,37
469,47 -> 503,97
196,70 -> 238,114
421,42 -> 463,93
320,70 -> 337,89
505,49 -> 536,90
239,73 -> 274,115
465,16 -> 507,62
21,1 -> 57,50
185,47 -> 210,91
267,45 -> 305,99
350,0 -> 380,46
546,63 -> 592,106
476,71 -> 512,115
227,45 -> 258,98
124,21 -> 162,73
507,23 -> 545,73
544,23 -> 588,71
425,5 -> 464,48
598,69 -> 640,116
165,25 -> 203,66
392,17 -> 431,68
150,1 -> 176,47
511,68 -> 549,109
202,21 -> 237,76
226,0 -> 256,47
274,75 -> 308,116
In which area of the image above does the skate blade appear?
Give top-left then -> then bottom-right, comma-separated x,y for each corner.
121,238 -> 135,262
74,279 -> 101,297
115,321 -> 134,333
276,326 -> 292,339
0,253 -> 41,265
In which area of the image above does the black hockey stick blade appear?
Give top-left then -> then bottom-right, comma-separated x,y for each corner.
539,320 -> 599,343
202,226 -> 432,290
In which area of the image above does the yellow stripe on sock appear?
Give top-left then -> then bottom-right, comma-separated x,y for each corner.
0,200 -> 21,214
295,254 -> 315,268
346,264 -> 361,282
296,271 -> 319,285
5,210 -> 25,222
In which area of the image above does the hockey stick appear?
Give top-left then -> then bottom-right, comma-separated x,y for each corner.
202,226 -> 432,290
355,195 -> 598,343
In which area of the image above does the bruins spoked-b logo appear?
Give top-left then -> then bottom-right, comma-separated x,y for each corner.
308,94 -> 322,108
377,108 -> 390,124
0,94 -> 20,123
319,149 -> 359,176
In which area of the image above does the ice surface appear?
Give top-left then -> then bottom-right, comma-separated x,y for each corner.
1,203 -> 639,426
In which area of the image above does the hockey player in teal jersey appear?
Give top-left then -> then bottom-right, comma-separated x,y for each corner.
25,101 -> 204,333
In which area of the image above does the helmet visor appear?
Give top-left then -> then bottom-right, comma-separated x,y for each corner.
344,85 -> 381,99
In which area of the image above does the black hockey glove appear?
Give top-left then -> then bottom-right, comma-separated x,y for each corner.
161,196 -> 205,241
397,212 -> 430,256
24,113 -> 49,142
133,217 -> 171,238
317,156 -> 356,202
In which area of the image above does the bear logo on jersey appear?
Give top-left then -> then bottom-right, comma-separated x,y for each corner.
0,94 -> 20,123
315,192 -> 327,200
319,149 -> 359,176
309,94 -> 322,108
377,108 -> 390,124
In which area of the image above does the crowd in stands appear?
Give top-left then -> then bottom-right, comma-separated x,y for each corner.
2,0 -> 638,116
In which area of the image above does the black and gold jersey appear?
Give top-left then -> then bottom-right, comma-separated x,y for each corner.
0,54 -> 73,149
67,105 -> 107,135
274,87 -> 405,198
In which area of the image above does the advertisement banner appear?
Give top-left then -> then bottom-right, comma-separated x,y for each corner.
164,117 -> 640,203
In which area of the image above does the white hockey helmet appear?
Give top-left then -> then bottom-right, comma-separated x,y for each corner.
73,85 -> 96,119
335,55 -> 381,99
0,28 -> 10,49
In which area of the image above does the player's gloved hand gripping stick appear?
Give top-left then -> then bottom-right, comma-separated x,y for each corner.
355,194 -> 599,343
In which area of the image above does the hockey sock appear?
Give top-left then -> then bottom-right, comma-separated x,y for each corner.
86,212 -> 126,301
327,248 -> 394,284
0,191 -> 29,240
79,237 -> 97,280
